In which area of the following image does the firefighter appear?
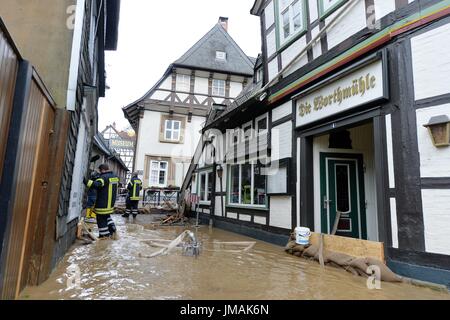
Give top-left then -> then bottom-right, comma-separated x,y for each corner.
85,170 -> 99,224
123,172 -> 142,219
84,164 -> 119,240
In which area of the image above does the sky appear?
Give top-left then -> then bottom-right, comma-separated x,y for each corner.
98,0 -> 262,132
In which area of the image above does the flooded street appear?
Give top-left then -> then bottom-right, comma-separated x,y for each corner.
21,215 -> 449,300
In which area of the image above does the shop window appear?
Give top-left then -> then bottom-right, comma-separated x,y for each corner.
228,162 -> 267,208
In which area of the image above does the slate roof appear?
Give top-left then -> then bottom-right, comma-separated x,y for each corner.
174,23 -> 255,76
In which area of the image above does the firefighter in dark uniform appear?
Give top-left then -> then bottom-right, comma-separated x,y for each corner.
123,172 -> 142,219
85,164 -> 119,240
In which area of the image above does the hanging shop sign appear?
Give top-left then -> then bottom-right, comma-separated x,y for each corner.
295,56 -> 388,129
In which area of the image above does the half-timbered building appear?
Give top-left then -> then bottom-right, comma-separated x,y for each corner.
123,18 -> 255,189
186,0 -> 450,286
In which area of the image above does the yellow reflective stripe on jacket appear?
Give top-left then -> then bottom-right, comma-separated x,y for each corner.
107,177 -> 120,209
95,208 -> 115,215
87,180 -> 94,188
131,180 -> 142,200
96,178 -> 105,187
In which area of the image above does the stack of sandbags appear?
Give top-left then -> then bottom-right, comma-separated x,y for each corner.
284,238 -> 403,283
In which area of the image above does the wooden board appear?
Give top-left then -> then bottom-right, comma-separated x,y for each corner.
309,232 -> 385,262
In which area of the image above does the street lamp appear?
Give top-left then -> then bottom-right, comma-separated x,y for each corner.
216,164 -> 224,179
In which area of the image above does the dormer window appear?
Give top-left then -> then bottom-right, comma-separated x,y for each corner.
216,51 -> 227,61
276,0 -> 307,48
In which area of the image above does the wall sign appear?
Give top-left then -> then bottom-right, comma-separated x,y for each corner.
296,58 -> 387,128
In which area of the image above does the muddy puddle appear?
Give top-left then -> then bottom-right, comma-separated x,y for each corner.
20,215 -> 449,300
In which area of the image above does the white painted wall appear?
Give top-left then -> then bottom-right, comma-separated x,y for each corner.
254,216 -> 267,225
422,189 -> 450,255
271,121 -> 292,161
215,196 -> 224,217
386,114 -> 395,188
266,29 -> 277,58
411,22 -> 450,100
416,104 -> 450,178
325,0 -> 367,50
135,110 -> 204,185
269,196 -> 292,229
159,76 -> 172,90
282,35 -> 309,76
390,198 -> 399,249
272,101 -> 292,122
268,58 -> 279,83
309,0 -> 319,23
227,212 -> 238,219
312,123 -> 379,241
239,214 -> 252,222
373,0 -> 396,21
194,76 -> 209,95
265,0 -> 275,29
230,81 -> 243,98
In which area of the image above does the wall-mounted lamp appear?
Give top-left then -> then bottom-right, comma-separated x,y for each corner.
216,164 -> 224,179
423,115 -> 450,148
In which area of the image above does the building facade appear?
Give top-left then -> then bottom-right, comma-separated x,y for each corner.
187,0 -> 450,287
0,0 -> 120,298
123,18 -> 255,190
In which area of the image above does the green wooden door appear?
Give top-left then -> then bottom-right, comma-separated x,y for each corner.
320,154 -> 367,239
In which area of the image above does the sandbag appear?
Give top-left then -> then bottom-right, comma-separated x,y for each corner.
366,257 -> 403,282
325,251 -> 354,266
302,245 -> 319,258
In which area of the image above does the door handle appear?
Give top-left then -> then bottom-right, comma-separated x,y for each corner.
323,196 -> 331,209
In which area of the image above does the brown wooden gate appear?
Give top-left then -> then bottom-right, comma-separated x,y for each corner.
0,19 -> 69,300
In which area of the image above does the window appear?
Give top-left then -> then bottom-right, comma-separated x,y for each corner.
216,51 -> 227,60
150,161 -> 168,187
212,79 -> 226,97
277,0 -> 306,47
318,0 -> 346,19
164,120 -> 181,141
199,171 -> 213,203
242,122 -> 253,142
228,162 -> 267,207
256,68 -> 263,83
176,74 -> 191,92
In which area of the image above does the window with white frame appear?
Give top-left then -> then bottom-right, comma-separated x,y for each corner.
216,51 -> 227,61
256,115 -> 268,135
242,122 -> 253,142
164,120 -> 181,141
176,74 -> 191,92
212,79 -> 226,96
277,0 -> 307,46
199,171 -> 213,203
150,161 -> 168,187
228,162 -> 267,207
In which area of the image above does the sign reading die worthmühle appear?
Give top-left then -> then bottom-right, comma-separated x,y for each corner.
296,59 -> 386,128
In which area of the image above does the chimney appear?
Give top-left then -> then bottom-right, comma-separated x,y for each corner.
219,17 -> 228,32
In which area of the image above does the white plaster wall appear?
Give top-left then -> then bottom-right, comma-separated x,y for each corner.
411,22 -> 450,100
230,81 -> 243,98
386,114 -> 395,188
135,110 -> 204,181
326,0 -> 367,50
227,212 -> 237,219
254,216 -> 267,225
373,0 -> 396,21
268,58 -> 279,83
422,189 -> 450,255
282,36 -> 309,76
215,196 -> 225,217
271,121 -> 292,160
266,29 -> 277,58
194,76 -> 209,95
272,101 -> 292,122
390,198 -> 399,249
150,90 -> 170,101
296,137 -> 301,228
309,0 -> 319,23
311,26 -> 322,60
265,0 -> 275,29
416,104 -> 450,178
269,196 -> 292,229
239,214 -> 252,222
159,76 -> 172,90
313,123 -> 379,241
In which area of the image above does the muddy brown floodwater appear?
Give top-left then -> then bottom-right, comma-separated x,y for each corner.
20,215 -> 449,300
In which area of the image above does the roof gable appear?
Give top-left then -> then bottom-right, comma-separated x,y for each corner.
174,23 -> 254,76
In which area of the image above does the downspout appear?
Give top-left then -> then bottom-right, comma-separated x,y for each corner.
67,0 -> 86,111
256,0 -> 360,101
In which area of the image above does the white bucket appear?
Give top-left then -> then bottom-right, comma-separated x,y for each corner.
295,227 -> 311,245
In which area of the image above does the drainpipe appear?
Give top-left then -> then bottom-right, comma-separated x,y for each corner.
256,0 -> 360,101
67,0 -> 86,111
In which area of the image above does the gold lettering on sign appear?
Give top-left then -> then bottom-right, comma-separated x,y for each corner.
298,73 -> 377,118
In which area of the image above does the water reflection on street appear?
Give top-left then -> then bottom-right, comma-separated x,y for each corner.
20,215 -> 450,300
